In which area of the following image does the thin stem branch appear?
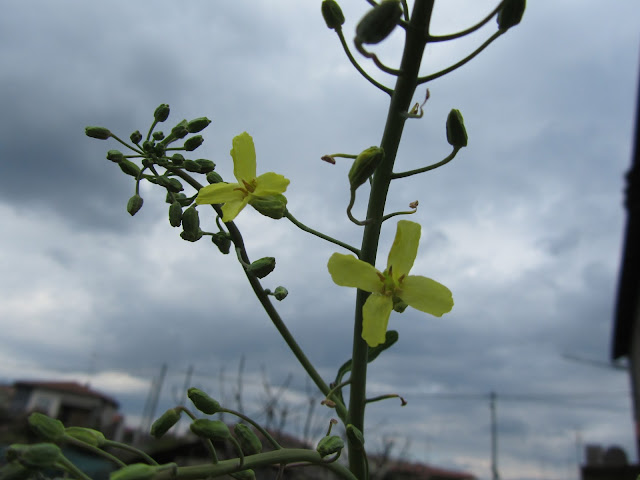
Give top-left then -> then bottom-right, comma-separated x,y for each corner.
418,30 -> 504,84
391,147 -> 461,179
285,211 -> 361,256
336,30 -> 392,96
428,0 -> 506,42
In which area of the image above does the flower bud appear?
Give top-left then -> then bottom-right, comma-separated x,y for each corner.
195,159 -> 216,173
497,0 -> 526,30
249,194 -> 287,219
8,443 -> 62,469
152,131 -> 165,141
127,195 -> 144,216
65,427 -> 105,447
346,424 -> 365,451
169,202 -> 183,227
85,126 -> 112,140
154,104 -> 170,123
110,463 -> 157,480
273,286 -> 288,301
188,388 -> 223,414
130,130 -> 142,144
187,117 -> 212,133
171,153 -> 185,166
190,419 -> 231,441
170,121 -> 189,140
355,0 -> 402,45
230,470 -> 256,480
316,435 -> 344,458
183,160 -> 202,173
0,461 -> 31,480
150,408 -> 181,438
28,413 -> 65,442
106,150 -> 124,163
211,232 -> 232,254
184,135 -> 204,152
349,146 -> 384,190
119,159 -> 141,178
247,257 -> 276,279
321,0 -> 345,30
446,109 -> 468,148
180,230 -> 203,242
206,171 -> 223,184
234,424 -> 262,455
392,295 -> 408,313
181,206 -> 200,235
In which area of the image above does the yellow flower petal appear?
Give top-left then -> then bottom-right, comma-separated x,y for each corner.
362,294 -> 393,347
221,197 -> 250,222
387,220 -> 420,280
327,253 -> 382,293
196,183 -> 246,205
231,132 -> 256,182
253,172 -> 290,196
399,275 -> 453,317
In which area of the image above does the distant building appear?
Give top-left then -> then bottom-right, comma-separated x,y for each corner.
9,380 -> 123,439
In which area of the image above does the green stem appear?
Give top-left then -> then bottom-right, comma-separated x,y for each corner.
103,440 -> 159,466
221,407 -> 282,450
151,449 -> 358,480
418,30 -> 504,84
285,210 -> 361,256
336,29 -> 392,95
347,2 -> 435,478
62,436 -> 126,468
391,147 -> 461,179
428,0 -> 506,41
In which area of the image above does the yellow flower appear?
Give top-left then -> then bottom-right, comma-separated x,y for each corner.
195,132 -> 290,222
327,220 -> 453,347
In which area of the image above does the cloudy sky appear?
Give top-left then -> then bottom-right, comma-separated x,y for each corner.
1,1 -> 639,479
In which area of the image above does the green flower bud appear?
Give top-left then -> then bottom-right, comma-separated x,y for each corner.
106,149 -> 124,163
110,463 -> 158,480
170,121 -> 189,140
162,177 -> 183,193
169,202 -> 183,227
130,130 -> 142,144
446,109 -> 468,148
349,146 -> 384,190
497,0 -> 526,31
150,408 -> 181,438
230,470 -> 256,480
127,195 -> 144,216
188,388 -> 223,414
206,171 -> 224,184
119,159 -> 141,178
171,153 -> 185,166
211,232 -> 232,254
392,295 -> 408,313
249,194 -> 287,219
28,413 -> 65,442
180,230 -> 203,242
8,443 -> 62,469
142,140 -> 155,153
316,435 -> 344,458
0,461 -> 32,480
273,286 -> 288,301
187,117 -> 212,133
85,126 -> 112,140
181,206 -> 200,235
346,424 -> 365,451
152,131 -> 165,141
355,0 -> 402,45
195,159 -> 216,173
234,424 -> 262,455
154,104 -> 170,123
64,427 -> 105,447
183,159 -> 202,173
321,0 -> 345,30
247,257 -> 276,279
190,419 -> 231,441
184,135 -> 204,152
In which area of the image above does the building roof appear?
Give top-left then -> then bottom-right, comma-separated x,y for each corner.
611,72 -> 640,360
13,380 -> 119,408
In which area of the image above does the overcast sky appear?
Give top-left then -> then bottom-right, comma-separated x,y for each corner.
1,1 -> 639,479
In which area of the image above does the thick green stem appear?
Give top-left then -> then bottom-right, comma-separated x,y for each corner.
347,2 -> 435,478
